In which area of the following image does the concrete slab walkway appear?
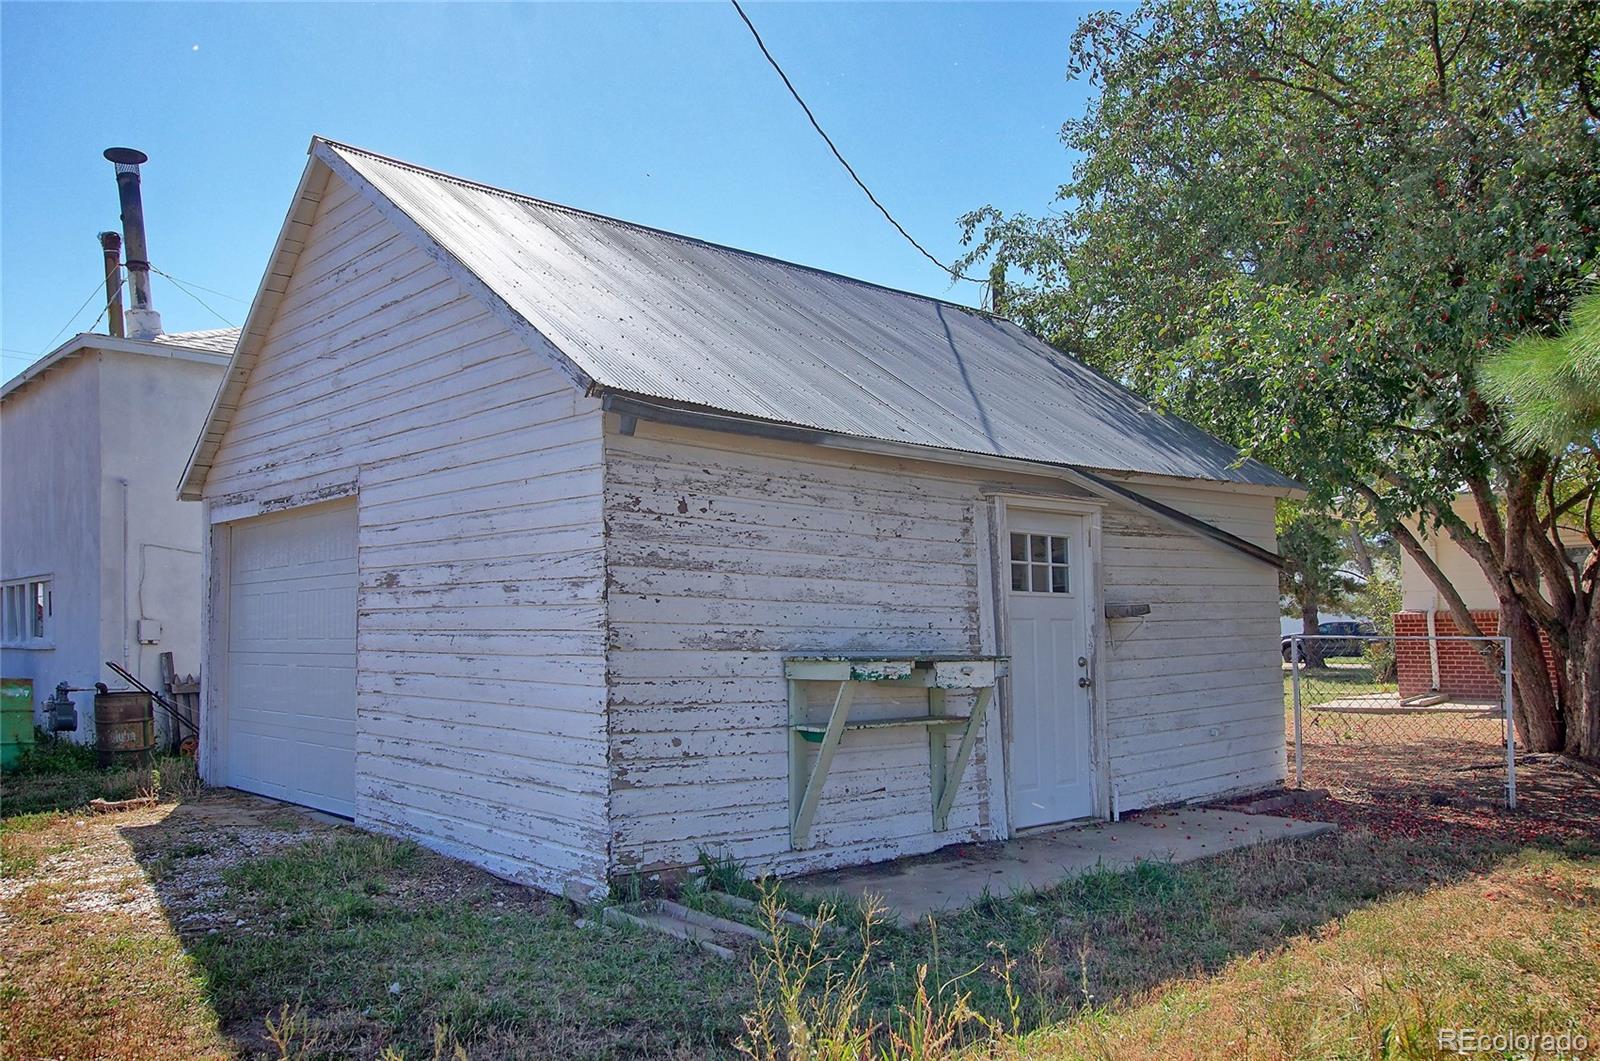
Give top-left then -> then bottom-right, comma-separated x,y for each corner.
795,808 -> 1335,925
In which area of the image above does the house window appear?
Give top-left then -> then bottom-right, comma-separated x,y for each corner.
2,577 -> 51,646
1010,533 -> 1069,593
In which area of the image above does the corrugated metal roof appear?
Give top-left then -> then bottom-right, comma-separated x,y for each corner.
325,142 -> 1296,491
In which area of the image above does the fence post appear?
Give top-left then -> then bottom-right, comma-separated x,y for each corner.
1502,634 -> 1516,810
1291,636 -> 1304,788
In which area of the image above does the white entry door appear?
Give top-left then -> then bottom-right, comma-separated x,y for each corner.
1005,509 -> 1096,828
223,501 -> 358,817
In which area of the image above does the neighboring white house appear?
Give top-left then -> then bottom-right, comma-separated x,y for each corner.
1,328 -> 235,741
178,138 -> 1300,898
1395,494 -> 1569,700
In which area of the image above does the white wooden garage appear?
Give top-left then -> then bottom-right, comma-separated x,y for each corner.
181,139 -> 1301,898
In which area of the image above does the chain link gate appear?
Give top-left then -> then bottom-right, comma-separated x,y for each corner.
1287,634 -> 1518,809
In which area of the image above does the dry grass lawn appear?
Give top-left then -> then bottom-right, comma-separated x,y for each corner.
2,739 -> 1597,1059
1012,848 -> 1599,1059
0,808 -> 233,1060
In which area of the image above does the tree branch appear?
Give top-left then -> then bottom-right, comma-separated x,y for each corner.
1383,511 -> 1504,674
1464,476 -> 1506,569
1577,56 -> 1600,123
1427,0 -> 1450,105
1443,4 -> 1478,68
1587,488 -> 1600,554
1552,481 -> 1597,521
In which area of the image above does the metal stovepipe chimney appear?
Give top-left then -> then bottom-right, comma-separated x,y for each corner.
103,147 -> 162,339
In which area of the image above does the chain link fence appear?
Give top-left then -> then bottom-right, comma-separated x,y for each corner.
1285,634 -> 1517,808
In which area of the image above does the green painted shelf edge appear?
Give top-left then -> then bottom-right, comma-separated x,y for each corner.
792,715 -> 972,743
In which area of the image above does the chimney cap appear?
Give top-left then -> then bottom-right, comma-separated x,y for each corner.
103,147 -> 148,166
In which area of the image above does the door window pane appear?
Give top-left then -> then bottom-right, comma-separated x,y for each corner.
1009,532 -> 1072,594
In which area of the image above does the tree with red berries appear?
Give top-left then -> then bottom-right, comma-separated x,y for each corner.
961,0 -> 1600,758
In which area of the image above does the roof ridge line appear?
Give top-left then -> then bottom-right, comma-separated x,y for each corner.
313,136 -> 1003,322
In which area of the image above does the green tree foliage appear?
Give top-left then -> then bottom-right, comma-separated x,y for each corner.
1481,287 -> 1600,454
961,0 -> 1600,757
1277,504 -> 1360,663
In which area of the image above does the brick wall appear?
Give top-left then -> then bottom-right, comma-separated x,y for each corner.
1393,610 -> 1558,700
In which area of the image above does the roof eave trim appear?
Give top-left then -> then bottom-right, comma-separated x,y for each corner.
3,332 -> 231,402
599,390 -> 1285,568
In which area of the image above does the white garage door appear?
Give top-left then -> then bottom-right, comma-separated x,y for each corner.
224,501 -> 357,817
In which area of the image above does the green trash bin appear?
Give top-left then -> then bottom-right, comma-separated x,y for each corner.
1,677 -> 36,771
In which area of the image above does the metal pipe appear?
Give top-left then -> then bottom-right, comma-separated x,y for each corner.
1425,608 -> 1441,690
1290,636 -> 1304,787
103,147 -> 161,339
97,230 -> 124,338
1503,635 -> 1517,809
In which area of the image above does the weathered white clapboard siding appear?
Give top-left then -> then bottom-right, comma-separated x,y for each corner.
604,425 -> 994,876
604,421 -> 1285,875
1099,484 -> 1284,810
202,173 -> 609,893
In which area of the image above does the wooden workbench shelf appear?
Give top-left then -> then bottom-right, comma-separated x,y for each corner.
792,714 -> 973,742
784,654 -> 1008,849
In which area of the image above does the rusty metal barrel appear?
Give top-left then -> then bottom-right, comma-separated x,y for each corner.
94,690 -> 154,768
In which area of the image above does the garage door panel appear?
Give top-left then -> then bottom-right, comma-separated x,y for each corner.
229,657 -> 356,737
228,582 -> 357,650
225,501 -> 358,818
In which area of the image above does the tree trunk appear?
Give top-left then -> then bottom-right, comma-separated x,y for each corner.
1569,594 -> 1600,761
1500,594 -> 1564,752
1347,526 -> 1373,579
1300,600 -> 1323,667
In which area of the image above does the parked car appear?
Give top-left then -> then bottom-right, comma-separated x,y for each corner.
1282,620 -> 1379,661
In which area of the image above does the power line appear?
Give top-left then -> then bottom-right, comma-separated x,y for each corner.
83,272 -> 127,337
151,267 -> 237,327
37,275 -> 115,356
728,0 -> 982,286
150,271 -> 250,305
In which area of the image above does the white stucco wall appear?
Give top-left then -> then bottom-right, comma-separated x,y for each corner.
0,353 -> 104,730
98,349 -> 227,740
0,341 -> 224,740
1399,496 -> 1499,613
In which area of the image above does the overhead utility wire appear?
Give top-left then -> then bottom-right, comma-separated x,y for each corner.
38,276 -> 116,355
152,266 -> 238,327
83,272 -> 127,337
728,0 -> 982,286
150,271 -> 250,305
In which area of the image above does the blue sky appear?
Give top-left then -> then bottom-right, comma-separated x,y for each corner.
1,2 -> 1116,377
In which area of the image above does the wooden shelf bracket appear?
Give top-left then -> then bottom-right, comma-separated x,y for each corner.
785,655 -> 1006,850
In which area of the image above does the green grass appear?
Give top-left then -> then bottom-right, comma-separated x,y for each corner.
1,733 -> 197,818
1283,660 -> 1396,713
186,833 -> 747,1058
729,835 -> 1598,1059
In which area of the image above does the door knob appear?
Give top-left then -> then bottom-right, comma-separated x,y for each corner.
1077,656 -> 1088,667
1077,676 -> 1090,687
